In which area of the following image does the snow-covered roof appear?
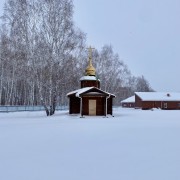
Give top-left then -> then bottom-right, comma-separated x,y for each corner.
67,87 -> 115,97
80,76 -> 100,81
67,87 -> 92,97
121,95 -> 135,103
135,92 -> 180,101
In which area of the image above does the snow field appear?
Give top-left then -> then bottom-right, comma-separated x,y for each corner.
0,108 -> 180,180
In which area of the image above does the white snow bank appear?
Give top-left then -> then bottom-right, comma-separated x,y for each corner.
0,108 -> 180,180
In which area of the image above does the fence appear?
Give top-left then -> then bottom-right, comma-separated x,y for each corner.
0,105 -> 68,113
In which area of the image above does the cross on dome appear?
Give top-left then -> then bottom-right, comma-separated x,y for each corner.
85,46 -> 96,76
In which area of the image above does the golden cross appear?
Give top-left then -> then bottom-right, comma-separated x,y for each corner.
87,46 -> 95,65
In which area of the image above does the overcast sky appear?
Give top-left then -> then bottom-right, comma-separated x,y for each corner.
73,0 -> 180,92
0,0 -> 180,92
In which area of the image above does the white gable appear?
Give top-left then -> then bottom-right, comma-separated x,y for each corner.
67,87 -> 93,97
67,87 -> 115,97
121,95 -> 135,103
135,92 -> 180,101
76,87 -> 95,97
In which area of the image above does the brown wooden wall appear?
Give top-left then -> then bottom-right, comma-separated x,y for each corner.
161,101 -> 180,110
141,101 -> 180,110
69,96 -> 80,114
141,101 -> 161,110
82,97 -> 105,115
135,95 -> 142,108
69,95 -> 114,115
81,80 -> 100,88
122,102 -> 135,108
135,94 -> 180,110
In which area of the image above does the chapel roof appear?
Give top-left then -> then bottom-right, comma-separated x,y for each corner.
67,87 -> 115,97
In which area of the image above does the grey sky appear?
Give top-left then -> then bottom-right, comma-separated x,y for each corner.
0,0 -> 180,92
73,0 -> 180,92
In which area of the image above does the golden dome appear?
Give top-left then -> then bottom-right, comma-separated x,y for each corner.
85,46 -> 96,76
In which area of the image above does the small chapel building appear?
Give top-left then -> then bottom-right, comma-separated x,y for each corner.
67,47 -> 115,116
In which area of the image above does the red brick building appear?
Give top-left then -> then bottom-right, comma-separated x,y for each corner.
135,92 -> 180,110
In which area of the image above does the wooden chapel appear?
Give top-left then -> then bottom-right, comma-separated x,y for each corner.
67,47 -> 115,116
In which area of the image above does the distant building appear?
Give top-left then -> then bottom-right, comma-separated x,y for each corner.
67,47 -> 115,116
121,95 -> 135,108
135,92 -> 180,110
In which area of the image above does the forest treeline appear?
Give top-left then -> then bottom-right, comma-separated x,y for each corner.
0,0 -> 153,108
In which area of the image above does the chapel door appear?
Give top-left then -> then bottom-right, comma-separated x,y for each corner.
89,100 -> 96,115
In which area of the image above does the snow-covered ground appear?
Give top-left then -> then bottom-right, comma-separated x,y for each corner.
0,108 -> 180,180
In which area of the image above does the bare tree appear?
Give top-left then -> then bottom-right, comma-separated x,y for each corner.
0,0 -> 86,115
0,0 -> 153,110
91,45 -> 132,104
34,0 -> 85,115
135,75 -> 153,92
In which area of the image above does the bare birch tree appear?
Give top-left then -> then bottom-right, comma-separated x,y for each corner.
0,0 -> 153,110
